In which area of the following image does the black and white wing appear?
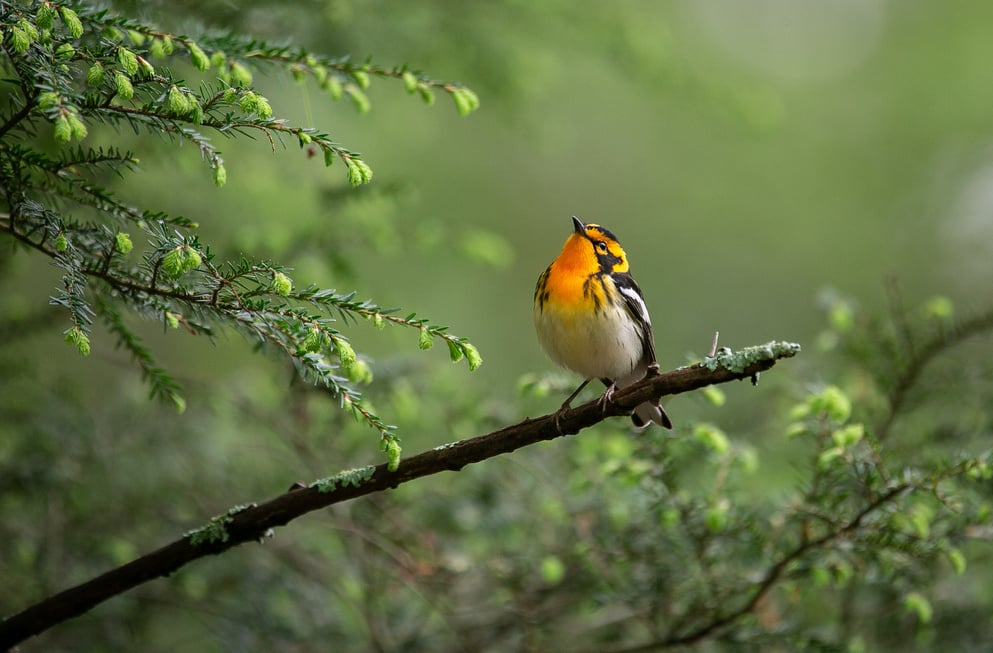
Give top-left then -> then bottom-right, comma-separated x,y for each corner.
611,271 -> 657,366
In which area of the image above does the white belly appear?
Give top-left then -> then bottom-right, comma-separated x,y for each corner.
535,301 -> 645,381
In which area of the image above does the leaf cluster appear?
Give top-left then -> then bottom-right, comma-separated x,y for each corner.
0,1 -> 481,454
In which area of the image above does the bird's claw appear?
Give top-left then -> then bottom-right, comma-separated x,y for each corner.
596,383 -> 617,415
553,405 -> 569,435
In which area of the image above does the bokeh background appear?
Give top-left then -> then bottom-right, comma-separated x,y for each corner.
112,0 -> 993,390
4,0 -> 993,650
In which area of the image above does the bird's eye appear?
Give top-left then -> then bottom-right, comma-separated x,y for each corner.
595,241 -> 608,253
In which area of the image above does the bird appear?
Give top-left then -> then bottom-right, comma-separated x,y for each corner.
533,216 -> 673,429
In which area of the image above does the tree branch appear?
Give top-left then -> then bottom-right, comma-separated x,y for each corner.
0,341 -> 800,650
609,481 -> 910,652
877,306 -> 993,441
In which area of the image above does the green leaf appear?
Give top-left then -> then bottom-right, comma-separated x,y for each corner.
64,327 -> 91,357
10,27 -> 31,55
352,70 -> 371,88
417,84 -> 435,106
160,248 -> 184,277
36,5 -> 56,31
831,423 -> 864,448
149,38 -> 166,59
451,87 -> 481,116
829,301 -> 854,332
903,592 -> 933,624
701,384 -> 726,407
187,41 -> 210,71
53,115 -> 72,143
540,555 -> 566,585
907,502 -> 934,538
136,55 -> 154,79
16,19 -> 39,42
324,76 -> 344,100
946,548 -> 967,576
347,86 -> 371,113
57,6 -> 83,38
694,422 -> 730,455
385,439 -> 401,472
115,232 -> 133,254
302,326 -> 323,354
66,113 -> 88,141
114,71 -> 134,99
254,95 -> 273,119
271,271 -> 292,296
56,43 -> 76,60
213,162 -> 227,187
817,446 -> 845,469
705,500 -> 729,532
117,47 -> 139,75
345,358 -> 373,384
447,339 -> 464,363
230,61 -> 253,86
161,246 -> 201,278
38,92 -> 60,109
346,159 -> 373,186
335,337 -> 356,370
86,62 -> 105,86
168,85 -> 190,114
464,343 -> 483,371
170,392 -> 187,414
810,385 -> 851,423
922,295 -> 954,320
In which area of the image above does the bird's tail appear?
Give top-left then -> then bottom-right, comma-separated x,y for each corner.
631,401 -> 673,430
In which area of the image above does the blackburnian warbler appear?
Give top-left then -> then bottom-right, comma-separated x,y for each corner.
534,216 -> 673,429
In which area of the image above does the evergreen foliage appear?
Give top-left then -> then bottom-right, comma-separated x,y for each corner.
0,0 -> 481,455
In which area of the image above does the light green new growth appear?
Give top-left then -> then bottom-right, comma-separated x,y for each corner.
701,341 -> 802,373
310,466 -> 376,493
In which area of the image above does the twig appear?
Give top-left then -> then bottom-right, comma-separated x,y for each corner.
708,331 -> 720,358
606,482 -> 910,653
878,307 -> 993,441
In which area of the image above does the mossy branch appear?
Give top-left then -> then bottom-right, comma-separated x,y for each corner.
0,341 -> 799,649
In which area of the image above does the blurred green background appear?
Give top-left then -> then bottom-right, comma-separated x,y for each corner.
4,0 -> 993,650
114,0 -> 993,391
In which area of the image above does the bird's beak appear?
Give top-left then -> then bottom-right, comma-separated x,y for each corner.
571,216 -> 585,234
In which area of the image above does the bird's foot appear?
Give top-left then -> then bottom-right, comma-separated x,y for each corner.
553,404 -> 569,435
596,383 -> 617,415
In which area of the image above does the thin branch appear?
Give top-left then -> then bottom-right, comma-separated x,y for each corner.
608,482 -> 911,653
878,307 -> 993,441
0,341 -> 799,650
